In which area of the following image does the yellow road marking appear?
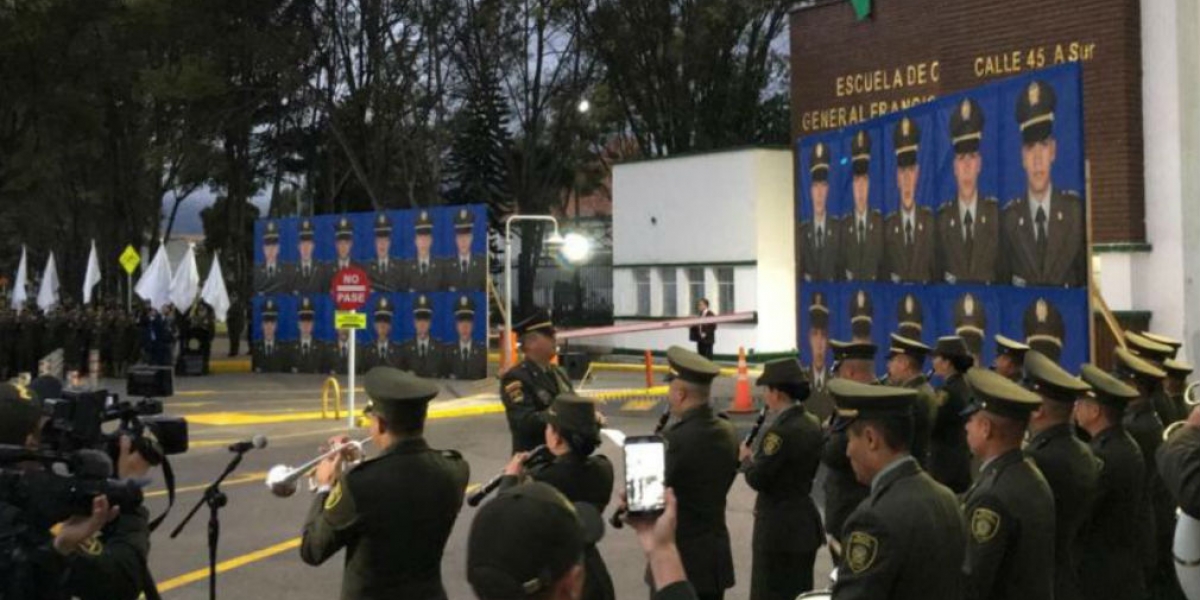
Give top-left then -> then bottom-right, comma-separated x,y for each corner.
620,398 -> 660,411
189,426 -> 353,449
587,386 -> 669,401
184,402 -> 504,426
176,387 -> 366,398
157,537 -> 302,593
146,472 -> 268,499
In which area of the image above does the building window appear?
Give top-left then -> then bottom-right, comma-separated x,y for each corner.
716,267 -> 734,313
660,268 -> 677,317
687,267 -> 705,313
635,268 -> 651,315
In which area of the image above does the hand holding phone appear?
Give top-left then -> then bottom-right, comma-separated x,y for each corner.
624,435 -> 666,517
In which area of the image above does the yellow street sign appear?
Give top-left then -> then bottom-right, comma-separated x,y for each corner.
119,245 -> 141,275
335,311 -> 367,330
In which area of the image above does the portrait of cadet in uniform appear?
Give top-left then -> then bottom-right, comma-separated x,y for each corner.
828,379 -> 967,600
404,210 -> 443,292
850,289 -> 873,343
290,218 -> 327,294
327,328 -> 359,375
398,294 -> 444,378
808,292 -> 831,393
255,221 -> 288,294
442,208 -> 486,292
289,297 -> 325,374
954,292 -> 987,363
993,334 -> 1030,383
884,116 -> 936,283
252,299 -> 286,373
937,98 -> 999,284
447,295 -> 486,380
799,142 -> 840,282
361,296 -> 398,371
332,217 -> 357,271
1002,80 -> 1086,287
842,130 -> 883,282
1075,364 -> 1150,600
960,368 -> 1055,600
301,367 -> 470,600
896,293 -> 923,341
367,213 -> 402,293
1023,298 -> 1065,362
1023,350 -> 1100,600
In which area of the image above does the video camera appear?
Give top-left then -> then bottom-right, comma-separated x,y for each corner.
40,366 -> 189,465
0,446 -> 143,528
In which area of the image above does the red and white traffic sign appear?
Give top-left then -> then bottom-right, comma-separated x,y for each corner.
332,266 -> 371,310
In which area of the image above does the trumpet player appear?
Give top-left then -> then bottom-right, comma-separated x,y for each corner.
300,366 -> 470,600
499,394 -> 614,600
738,358 -> 824,600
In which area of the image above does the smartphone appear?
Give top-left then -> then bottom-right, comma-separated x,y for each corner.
624,435 -> 666,516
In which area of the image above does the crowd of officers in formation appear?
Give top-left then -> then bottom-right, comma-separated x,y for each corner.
0,298 -> 225,380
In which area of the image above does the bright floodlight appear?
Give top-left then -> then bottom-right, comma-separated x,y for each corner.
560,232 -> 591,264
546,231 -> 566,246
577,99 -> 591,114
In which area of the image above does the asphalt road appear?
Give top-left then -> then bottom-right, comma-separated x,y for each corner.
112,372 -> 837,599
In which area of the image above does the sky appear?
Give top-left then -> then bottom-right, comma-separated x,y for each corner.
161,187 -> 270,237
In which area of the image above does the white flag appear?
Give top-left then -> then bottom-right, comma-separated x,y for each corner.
83,240 -> 102,305
135,243 -> 173,310
36,252 -> 60,312
200,252 -> 231,322
170,243 -> 200,310
10,245 -> 28,313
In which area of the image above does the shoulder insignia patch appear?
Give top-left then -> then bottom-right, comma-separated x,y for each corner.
846,531 -> 879,573
79,534 -> 104,556
971,507 -> 1001,543
763,432 -> 783,456
325,481 -> 344,510
935,390 -> 949,407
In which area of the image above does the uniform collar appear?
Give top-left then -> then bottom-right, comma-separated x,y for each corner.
1028,421 -> 1072,447
900,373 -> 928,388
870,455 -> 918,497
676,403 -> 715,426
1092,424 -> 1124,446
979,447 -> 1023,477
379,436 -> 429,457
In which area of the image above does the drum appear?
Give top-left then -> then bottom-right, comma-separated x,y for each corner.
1174,509 -> 1200,600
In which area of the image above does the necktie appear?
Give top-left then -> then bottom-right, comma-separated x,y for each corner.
816,226 -> 824,250
420,262 -> 427,276
858,221 -> 865,245
1036,206 -> 1048,269
905,220 -> 914,246
303,265 -> 309,278
420,343 -> 426,358
380,344 -> 387,357
461,260 -> 468,273
964,211 -> 974,256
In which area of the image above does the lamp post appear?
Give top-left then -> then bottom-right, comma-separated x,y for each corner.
503,216 -> 591,368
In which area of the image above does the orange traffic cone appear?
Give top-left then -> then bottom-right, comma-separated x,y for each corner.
729,346 -> 754,413
644,349 -> 654,388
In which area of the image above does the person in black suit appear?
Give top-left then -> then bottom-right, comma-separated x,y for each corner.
688,299 -> 716,359
1001,80 -> 1086,287
937,98 -> 999,284
798,142 -> 839,282
884,117 -> 936,283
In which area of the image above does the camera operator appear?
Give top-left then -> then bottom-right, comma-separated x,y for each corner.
0,383 -> 156,600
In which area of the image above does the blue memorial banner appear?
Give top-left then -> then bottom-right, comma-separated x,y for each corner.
250,205 -> 489,380
796,64 -> 1090,375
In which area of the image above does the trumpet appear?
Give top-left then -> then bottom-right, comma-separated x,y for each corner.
265,437 -> 372,498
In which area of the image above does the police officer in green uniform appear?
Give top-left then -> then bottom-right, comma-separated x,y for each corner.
1126,330 -> 1179,425
992,334 -> 1030,383
251,299 -> 287,373
1113,346 -> 1178,599
289,297 -> 325,374
468,481 -> 701,600
501,308 -> 575,452
441,208 -> 487,291
1075,362 -> 1151,600
842,130 -> 883,282
657,345 -> 738,600
884,116 -> 936,283
403,210 -> 444,292
397,295 -> 444,378
738,358 -> 824,599
960,368 -> 1055,600
938,97 -> 1000,284
828,378 -> 967,600
928,336 -> 973,493
367,213 -> 403,293
291,218 -> 329,295
301,367 -> 470,600
954,292 -> 988,363
1002,79 -> 1086,287
361,296 -> 398,371
255,220 -> 288,294
821,341 -> 876,557
447,295 -> 487,380
1022,350 -> 1100,600
500,394 -> 614,600
884,334 -> 936,468
799,142 -> 840,282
